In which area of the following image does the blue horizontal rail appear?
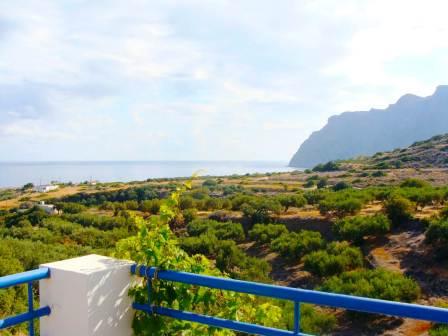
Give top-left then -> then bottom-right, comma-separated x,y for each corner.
0,268 -> 50,289
0,267 -> 51,336
132,264 -> 448,335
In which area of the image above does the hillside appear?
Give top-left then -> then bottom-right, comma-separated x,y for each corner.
331,133 -> 448,171
355,133 -> 448,169
290,85 -> 448,168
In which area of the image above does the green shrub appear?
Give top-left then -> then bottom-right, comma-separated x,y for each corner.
384,195 -> 415,225
333,214 -> 391,243
425,219 -> 448,256
304,180 -> 315,188
249,224 -> 288,244
332,181 -> 351,191
187,219 -> 245,242
182,208 -> 197,224
303,241 -> 363,277
320,269 -> 421,302
282,302 -> 337,335
441,206 -> 448,219
271,231 -> 324,259
139,199 -> 161,214
371,170 -> 386,177
276,194 -> 307,212
319,197 -> 362,217
202,179 -> 218,188
430,325 -> 448,336
400,178 -> 430,188
179,196 -> 195,210
399,187 -> 444,209
55,202 -> 87,214
317,178 -> 328,189
304,190 -> 327,205
180,233 -> 218,256
313,161 -> 340,172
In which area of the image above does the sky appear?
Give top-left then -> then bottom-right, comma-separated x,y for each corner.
1,0 -> 448,161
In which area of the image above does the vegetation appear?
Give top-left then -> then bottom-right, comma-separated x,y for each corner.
312,161 -> 340,172
271,230 -> 324,260
187,219 -> 245,242
333,214 -> 391,244
249,224 -> 288,244
303,241 -> 364,277
115,181 -> 334,334
320,269 -> 421,302
384,195 -> 415,225
425,219 -> 448,257
2,138 -> 448,335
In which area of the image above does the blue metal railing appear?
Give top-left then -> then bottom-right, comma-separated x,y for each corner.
0,268 -> 51,336
132,265 -> 448,336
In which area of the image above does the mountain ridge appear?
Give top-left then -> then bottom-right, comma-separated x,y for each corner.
289,86 -> 448,168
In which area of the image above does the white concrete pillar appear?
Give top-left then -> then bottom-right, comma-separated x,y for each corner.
39,254 -> 135,336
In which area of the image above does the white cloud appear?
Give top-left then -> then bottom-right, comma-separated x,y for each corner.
0,0 -> 447,161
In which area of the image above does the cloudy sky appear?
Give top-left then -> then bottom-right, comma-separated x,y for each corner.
1,0 -> 448,161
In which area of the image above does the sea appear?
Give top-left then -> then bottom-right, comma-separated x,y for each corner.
0,161 -> 296,188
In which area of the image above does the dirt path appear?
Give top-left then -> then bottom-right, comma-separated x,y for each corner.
366,222 -> 448,335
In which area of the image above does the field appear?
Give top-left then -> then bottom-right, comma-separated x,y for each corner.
1,165 -> 448,335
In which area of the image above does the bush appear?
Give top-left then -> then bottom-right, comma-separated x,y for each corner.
56,202 -> 87,214
139,199 -> 161,214
187,219 -> 245,242
182,208 -> 197,224
384,195 -> 415,225
249,224 -> 288,244
179,196 -> 195,210
271,231 -> 324,260
282,302 -> 336,335
400,178 -> 430,188
317,178 -> 328,189
441,206 -> 448,219
304,190 -> 327,205
303,241 -> 363,277
371,170 -> 386,177
320,269 -> 421,302
425,219 -> 448,257
202,179 -> 218,188
304,180 -> 315,188
319,197 -> 362,217
276,194 -> 307,212
313,161 -> 340,172
333,214 -> 391,243
180,236 -> 271,282
332,181 -> 351,191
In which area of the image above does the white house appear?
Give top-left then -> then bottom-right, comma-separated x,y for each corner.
34,184 -> 59,193
37,201 -> 59,215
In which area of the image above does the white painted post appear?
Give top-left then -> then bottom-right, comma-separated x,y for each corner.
39,254 -> 135,336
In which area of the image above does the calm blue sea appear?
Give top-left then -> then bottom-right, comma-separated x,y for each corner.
0,161 -> 295,188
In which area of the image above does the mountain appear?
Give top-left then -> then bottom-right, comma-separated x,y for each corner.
289,86 -> 448,168
351,133 -> 448,169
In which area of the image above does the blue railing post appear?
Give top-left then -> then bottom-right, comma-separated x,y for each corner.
293,301 -> 300,335
146,267 -> 156,314
27,282 -> 35,336
0,268 -> 50,335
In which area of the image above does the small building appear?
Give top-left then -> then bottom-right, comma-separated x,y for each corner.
37,201 -> 60,215
34,184 -> 59,193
